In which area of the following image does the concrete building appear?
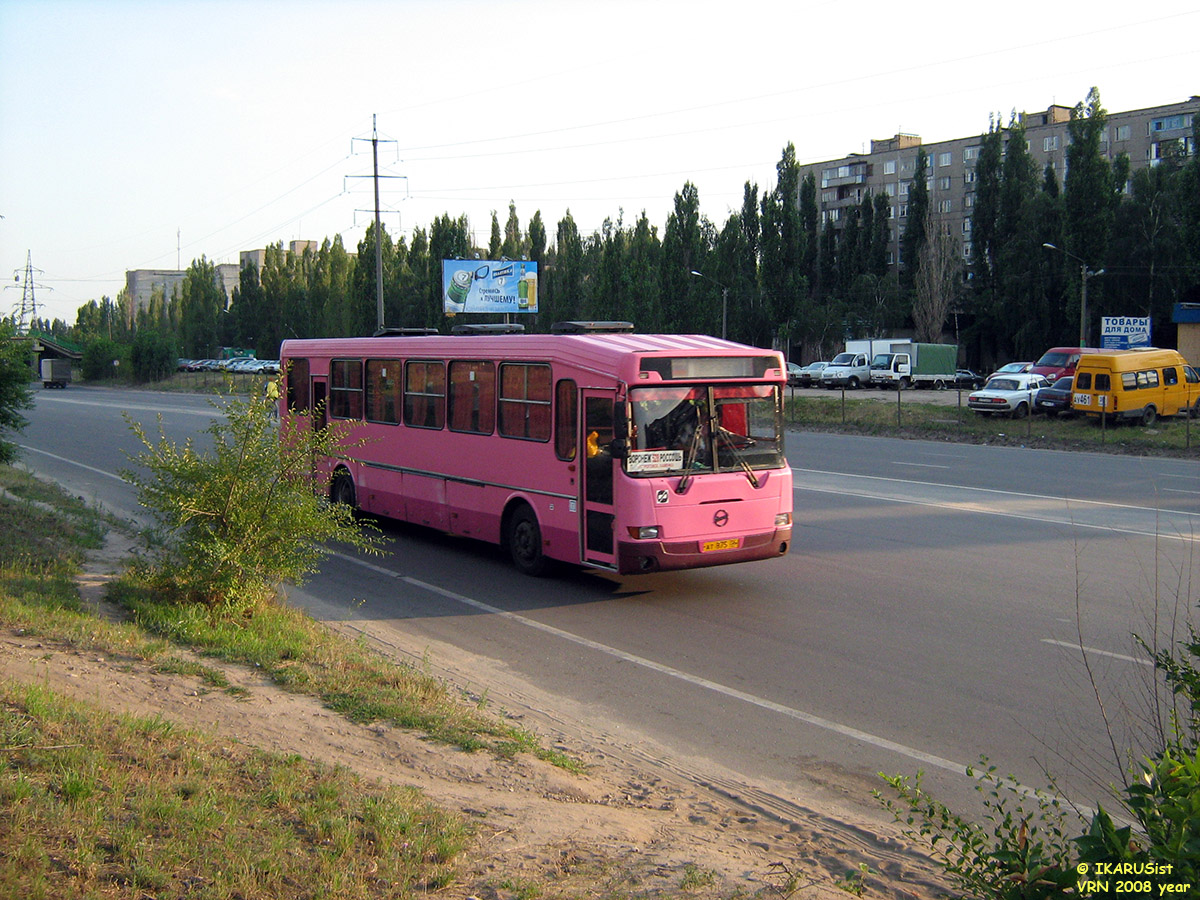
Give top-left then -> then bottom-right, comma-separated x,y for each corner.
796,96 -> 1199,270
124,269 -> 186,313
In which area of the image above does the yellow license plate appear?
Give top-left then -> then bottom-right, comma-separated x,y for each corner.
701,538 -> 740,552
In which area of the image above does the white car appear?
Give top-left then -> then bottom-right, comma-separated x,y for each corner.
967,373 -> 1050,418
986,361 -> 1033,380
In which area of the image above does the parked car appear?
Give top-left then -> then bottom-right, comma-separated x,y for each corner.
952,369 -> 984,390
786,363 -> 804,386
790,361 -> 827,387
987,362 -> 1033,380
968,373 -> 1050,418
1034,376 -> 1075,417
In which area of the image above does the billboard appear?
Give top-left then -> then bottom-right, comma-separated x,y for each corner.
442,260 -> 538,315
1101,316 -> 1151,350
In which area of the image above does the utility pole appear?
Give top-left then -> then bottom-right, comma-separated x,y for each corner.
349,115 -> 405,333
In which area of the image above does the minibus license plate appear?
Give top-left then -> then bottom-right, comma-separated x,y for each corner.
701,538 -> 740,552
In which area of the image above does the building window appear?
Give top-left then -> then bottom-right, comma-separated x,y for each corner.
884,159 -> 897,175
1116,125 -> 1131,141
964,194 -> 975,209
1043,135 -> 1060,152
938,199 -> 953,213
897,204 -> 908,219
938,176 -> 952,190
964,146 -> 980,161
963,169 -> 977,184
938,152 -> 952,167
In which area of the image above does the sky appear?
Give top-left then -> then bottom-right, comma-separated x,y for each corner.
1,0 -> 1198,325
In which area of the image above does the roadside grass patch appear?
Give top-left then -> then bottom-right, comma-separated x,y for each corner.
0,680 -> 468,899
111,575 -> 573,764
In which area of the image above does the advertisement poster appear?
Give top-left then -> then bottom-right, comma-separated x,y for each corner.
1101,316 -> 1151,350
442,260 -> 538,315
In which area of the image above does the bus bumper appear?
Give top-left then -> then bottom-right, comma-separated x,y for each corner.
616,527 -> 792,574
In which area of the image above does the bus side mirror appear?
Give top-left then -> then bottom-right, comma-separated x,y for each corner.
614,406 -> 629,439
610,438 -> 629,459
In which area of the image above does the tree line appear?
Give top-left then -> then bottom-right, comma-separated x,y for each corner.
33,88 -> 1200,378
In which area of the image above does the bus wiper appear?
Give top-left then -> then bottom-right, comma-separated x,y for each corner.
715,427 -> 760,488
675,408 -> 704,494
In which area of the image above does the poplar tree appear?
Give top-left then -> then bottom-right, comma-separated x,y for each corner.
901,147 -> 930,292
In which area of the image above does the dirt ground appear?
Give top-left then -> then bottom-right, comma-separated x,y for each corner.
1,531 -> 949,900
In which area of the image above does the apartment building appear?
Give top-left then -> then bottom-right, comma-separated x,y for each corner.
796,96 -> 1198,270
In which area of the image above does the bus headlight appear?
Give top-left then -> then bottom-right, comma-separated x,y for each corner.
775,513 -> 792,527
627,525 -> 661,540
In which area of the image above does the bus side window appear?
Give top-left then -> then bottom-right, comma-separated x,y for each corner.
1075,372 -> 1091,390
1095,374 -> 1110,391
404,360 -> 446,429
555,380 -> 577,460
330,358 -> 364,419
1164,367 -> 1179,386
285,357 -> 310,411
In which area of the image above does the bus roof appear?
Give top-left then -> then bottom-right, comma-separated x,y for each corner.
281,332 -> 785,383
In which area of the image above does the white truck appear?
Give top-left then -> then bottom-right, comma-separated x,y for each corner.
39,358 -> 72,389
820,339 -> 893,389
870,342 -> 958,389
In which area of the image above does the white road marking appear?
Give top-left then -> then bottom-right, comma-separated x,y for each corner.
329,549 -> 970,776
19,444 -> 125,481
1041,639 -> 1154,667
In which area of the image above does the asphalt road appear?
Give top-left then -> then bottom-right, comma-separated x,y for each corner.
16,384 -> 1200,826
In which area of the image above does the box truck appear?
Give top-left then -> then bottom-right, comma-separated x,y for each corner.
39,358 -> 71,389
870,342 -> 958,389
820,339 -> 893,389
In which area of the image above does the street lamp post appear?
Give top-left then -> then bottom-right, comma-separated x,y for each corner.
688,269 -> 728,340
1042,243 -> 1105,347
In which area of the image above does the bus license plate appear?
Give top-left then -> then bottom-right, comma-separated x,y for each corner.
701,538 -> 740,552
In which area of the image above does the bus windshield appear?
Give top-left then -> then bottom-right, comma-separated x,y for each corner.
627,384 -> 783,477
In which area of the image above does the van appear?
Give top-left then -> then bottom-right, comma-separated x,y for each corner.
1071,348 -> 1200,425
1030,347 -> 1097,383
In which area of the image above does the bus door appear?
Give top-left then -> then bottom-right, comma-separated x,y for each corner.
581,390 -> 617,569
311,377 -> 327,428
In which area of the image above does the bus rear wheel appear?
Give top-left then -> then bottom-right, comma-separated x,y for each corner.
507,505 -> 547,576
1141,405 -> 1158,426
331,471 -> 357,509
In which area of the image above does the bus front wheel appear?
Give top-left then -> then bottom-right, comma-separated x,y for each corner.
507,505 -> 547,576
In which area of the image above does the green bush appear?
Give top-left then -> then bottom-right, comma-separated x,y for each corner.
122,386 -> 380,616
0,320 -> 33,463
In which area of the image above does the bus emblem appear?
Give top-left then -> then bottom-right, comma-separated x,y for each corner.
713,509 -> 729,527
656,490 -> 669,504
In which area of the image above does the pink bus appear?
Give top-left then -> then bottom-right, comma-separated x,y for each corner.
280,322 -> 792,575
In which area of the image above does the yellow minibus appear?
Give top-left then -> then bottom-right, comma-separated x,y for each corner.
1071,348 -> 1200,425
